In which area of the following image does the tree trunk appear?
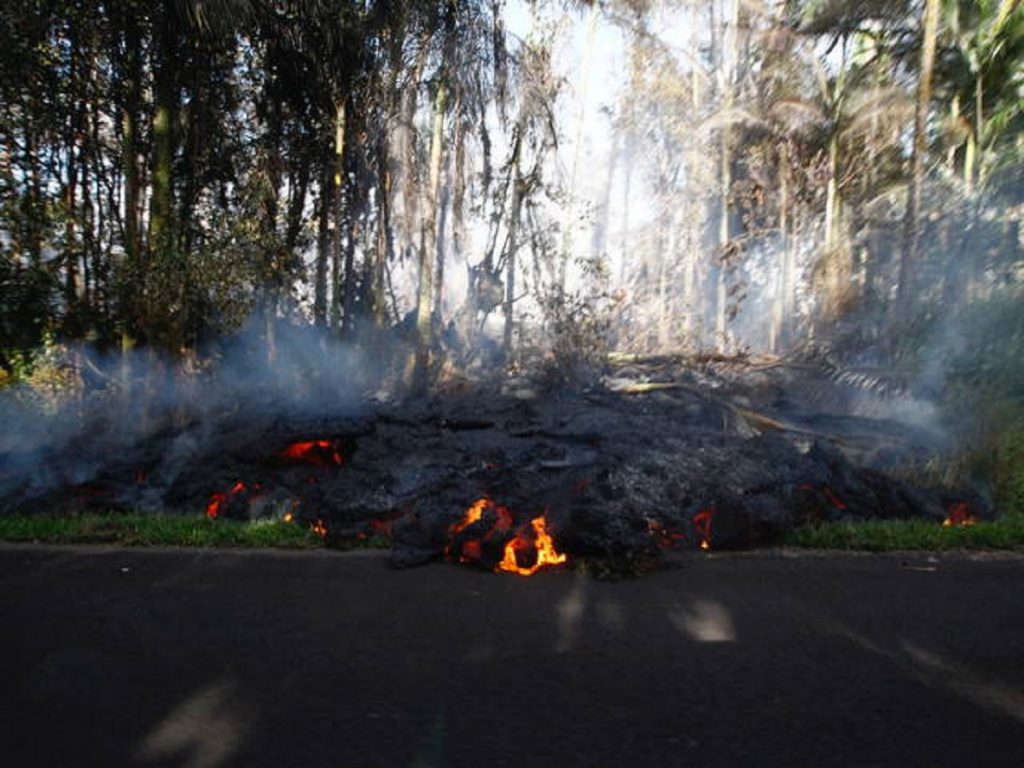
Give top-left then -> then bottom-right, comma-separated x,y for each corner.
822,129 -> 848,317
148,12 -> 180,350
149,61 -> 175,262
285,154 -> 311,255
432,91 -> 454,322
120,9 -> 142,349
559,0 -> 600,295
715,0 -> 739,351
64,27 -> 80,330
716,129 -> 730,348
682,54 -> 703,345
896,0 -> 941,311
398,33 -> 433,275
65,118 -> 79,328
330,100 -> 346,333
770,143 -> 790,353
373,130 -> 392,327
591,124 -> 618,264
503,126 -> 524,355
658,210 -> 675,350
314,159 -> 333,328
433,174 -> 450,320
412,80 -> 447,391
965,71 -> 983,195
341,116 -> 361,339
24,113 -> 43,267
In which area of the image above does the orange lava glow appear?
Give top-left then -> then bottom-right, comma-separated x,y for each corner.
497,516 -> 568,576
942,502 -> 977,527
446,497 -> 514,560
449,497 -> 490,536
823,487 -> 847,510
693,507 -> 714,551
206,494 -> 225,518
278,440 -> 344,467
206,480 -> 248,519
647,519 -> 685,549
447,498 -> 565,574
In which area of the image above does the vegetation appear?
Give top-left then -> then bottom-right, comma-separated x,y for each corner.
785,515 -> 1024,551
4,510 -> 1024,554
0,513 -> 330,548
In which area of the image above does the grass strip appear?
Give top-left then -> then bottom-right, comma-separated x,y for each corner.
0,513 -> 326,549
6,513 -> 1024,554
785,516 -> 1024,551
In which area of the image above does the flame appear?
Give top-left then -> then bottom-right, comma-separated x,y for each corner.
447,498 -> 565,574
278,440 -> 344,467
446,498 -> 514,560
206,493 -> 225,519
942,502 -> 977,527
310,519 -> 328,537
206,480 -> 251,519
449,497 -> 489,536
693,507 -> 714,551
497,516 -> 568,576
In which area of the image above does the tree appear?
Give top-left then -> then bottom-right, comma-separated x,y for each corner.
896,0 -> 942,310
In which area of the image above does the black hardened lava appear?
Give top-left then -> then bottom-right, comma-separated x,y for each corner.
0,362 -> 989,570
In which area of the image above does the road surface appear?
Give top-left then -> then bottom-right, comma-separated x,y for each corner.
2,545 -> 1023,767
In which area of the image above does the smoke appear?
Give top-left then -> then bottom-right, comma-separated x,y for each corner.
0,312 -> 383,512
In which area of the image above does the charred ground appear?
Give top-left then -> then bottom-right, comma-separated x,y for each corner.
0,355 -> 988,574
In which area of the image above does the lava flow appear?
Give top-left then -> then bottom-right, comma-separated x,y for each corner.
446,497 -> 513,562
447,498 -> 566,575
942,502 -> 977,527
498,515 -> 568,576
647,519 -> 686,549
692,507 -> 714,551
277,439 -> 344,468
206,480 -> 248,519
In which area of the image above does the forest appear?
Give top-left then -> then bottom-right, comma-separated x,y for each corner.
1,1 -> 1023,529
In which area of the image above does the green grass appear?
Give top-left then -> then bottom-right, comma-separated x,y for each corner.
6,511 -> 1024,555
0,513 -> 328,549
785,516 -> 1024,551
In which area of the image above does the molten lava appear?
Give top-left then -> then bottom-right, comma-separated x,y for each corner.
278,439 -> 344,467
942,502 -> 977,527
449,497 -> 489,536
446,497 -> 514,562
693,507 -> 714,551
447,498 -> 565,575
647,519 -> 685,549
823,487 -> 847,510
206,480 -> 248,519
497,515 -> 568,576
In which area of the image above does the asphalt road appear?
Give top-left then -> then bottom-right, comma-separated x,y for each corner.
2,545 -> 1023,767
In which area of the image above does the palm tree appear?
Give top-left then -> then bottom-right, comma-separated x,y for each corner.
896,0 -> 942,309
